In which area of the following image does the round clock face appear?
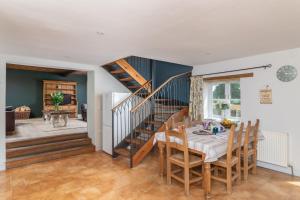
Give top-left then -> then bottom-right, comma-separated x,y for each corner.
276,65 -> 297,82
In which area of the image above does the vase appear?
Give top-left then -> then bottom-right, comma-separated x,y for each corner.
54,104 -> 60,111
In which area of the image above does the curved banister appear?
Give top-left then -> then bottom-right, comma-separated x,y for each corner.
112,80 -> 152,112
130,72 -> 191,112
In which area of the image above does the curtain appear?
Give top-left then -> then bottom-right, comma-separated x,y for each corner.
189,76 -> 204,121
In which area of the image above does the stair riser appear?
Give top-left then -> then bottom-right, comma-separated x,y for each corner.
7,139 -> 92,159
6,146 -> 95,169
6,133 -> 88,149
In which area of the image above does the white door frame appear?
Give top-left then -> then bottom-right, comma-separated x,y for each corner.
0,54 -> 99,171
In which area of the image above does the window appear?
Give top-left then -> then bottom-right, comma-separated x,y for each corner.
208,80 -> 241,121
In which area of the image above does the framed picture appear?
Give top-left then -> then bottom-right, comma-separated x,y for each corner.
260,86 -> 272,104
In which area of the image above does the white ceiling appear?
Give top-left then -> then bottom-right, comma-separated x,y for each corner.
1,0 -> 300,66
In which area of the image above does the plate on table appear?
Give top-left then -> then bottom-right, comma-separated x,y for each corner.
192,129 -> 213,135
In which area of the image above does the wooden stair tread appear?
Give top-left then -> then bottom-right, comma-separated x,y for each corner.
125,138 -> 146,145
152,112 -> 173,115
145,120 -> 163,126
119,77 -> 134,82
114,148 -> 130,157
110,69 -> 126,74
127,85 -> 140,89
7,138 -> 92,159
6,145 -> 95,169
155,105 -> 188,109
6,133 -> 88,149
154,99 -> 173,102
134,128 -> 154,135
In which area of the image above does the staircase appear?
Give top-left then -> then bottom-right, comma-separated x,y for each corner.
103,58 -> 151,92
6,132 -> 95,169
111,71 -> 191,167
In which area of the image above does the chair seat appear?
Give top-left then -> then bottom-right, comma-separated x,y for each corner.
169,153 -> 203,168
213,156 -> 239,168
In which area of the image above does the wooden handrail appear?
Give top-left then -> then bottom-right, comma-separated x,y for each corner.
130,72 -> 191,113
112,80 -> 152,112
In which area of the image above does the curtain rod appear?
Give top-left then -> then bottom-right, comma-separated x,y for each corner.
193,64 -> 272,77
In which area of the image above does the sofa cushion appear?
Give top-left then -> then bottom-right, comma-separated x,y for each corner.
6,106 -> 14,111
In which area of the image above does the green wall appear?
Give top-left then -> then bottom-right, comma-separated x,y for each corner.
6,68 -> 87,118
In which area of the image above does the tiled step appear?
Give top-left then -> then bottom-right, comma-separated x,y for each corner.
6,138 -> 92,158
6,133 -> 89,149
6,145 -> 95,169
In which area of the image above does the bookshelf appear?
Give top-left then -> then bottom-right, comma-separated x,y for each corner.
43,80 -> 78,118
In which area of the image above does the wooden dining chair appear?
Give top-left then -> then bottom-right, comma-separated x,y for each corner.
211,123 -> 244,194
241,119 -> 260,181
165,125 -> 205,195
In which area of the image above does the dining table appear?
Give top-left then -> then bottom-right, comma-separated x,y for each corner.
153,125 -> 264,197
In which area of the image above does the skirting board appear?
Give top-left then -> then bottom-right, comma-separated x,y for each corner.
257,161 -> 300,177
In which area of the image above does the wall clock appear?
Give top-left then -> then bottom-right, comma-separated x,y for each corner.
276,65 -> 298,82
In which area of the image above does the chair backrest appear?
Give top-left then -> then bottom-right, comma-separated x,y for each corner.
171,116 -> 185,129
227,123 -> 244,162
244,119 -> 260,150
235,122 -> 244,151
165,125 -> 189,159
250,119 -> 260,150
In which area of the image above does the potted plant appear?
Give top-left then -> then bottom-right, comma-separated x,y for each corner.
51,92 -> 64,111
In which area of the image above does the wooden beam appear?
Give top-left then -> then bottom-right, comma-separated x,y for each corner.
7,63 -> 86,76
204,73 -> 253,81
115,59 -> 148,86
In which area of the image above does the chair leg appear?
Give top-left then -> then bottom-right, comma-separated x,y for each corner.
167,160 -> 171,184
252,152 -> 257,175
243,155 -> 249,181
184,167 -> 190,196
237,160 -> 241,184
226,167 -> 232,194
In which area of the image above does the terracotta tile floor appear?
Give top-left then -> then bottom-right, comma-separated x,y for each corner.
1,151 -> 300,200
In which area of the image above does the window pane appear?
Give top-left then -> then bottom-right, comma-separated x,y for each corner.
230,83 -> 240,99
230,99 -> 241,118
212,84 -> 225,99
212,100 -> 222,116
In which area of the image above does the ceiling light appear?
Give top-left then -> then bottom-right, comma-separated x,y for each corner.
96,32 -> 104,36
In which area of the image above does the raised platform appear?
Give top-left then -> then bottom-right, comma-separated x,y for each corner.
5,118 -> 92,169
6,118 -> 88,142
6,132 -> 95,169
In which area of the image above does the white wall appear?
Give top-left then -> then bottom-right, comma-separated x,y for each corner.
0,54 -> 127,170
193,48 -> 300,176
0,56 -> 6,171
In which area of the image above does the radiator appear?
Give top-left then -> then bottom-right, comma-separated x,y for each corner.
257,131 -> 289,167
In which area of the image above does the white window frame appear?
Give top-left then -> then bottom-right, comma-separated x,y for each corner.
206,80 -> 241,122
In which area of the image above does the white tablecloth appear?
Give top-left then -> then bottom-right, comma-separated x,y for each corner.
153,126 -> 264,162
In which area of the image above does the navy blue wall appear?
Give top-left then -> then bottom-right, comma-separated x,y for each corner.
126,56 -> 152,81
152,60 -> 192,89
6,69 -> 87,118
152,60 -> 192,104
